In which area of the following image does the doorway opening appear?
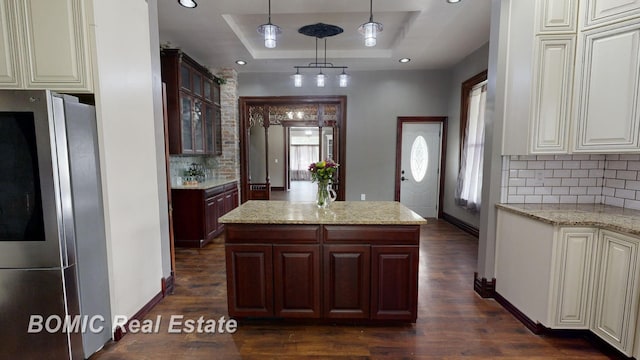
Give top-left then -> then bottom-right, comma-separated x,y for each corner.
239,96 -> 346,203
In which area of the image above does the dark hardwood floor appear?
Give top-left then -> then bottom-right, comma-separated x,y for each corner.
91,220 -> 615,359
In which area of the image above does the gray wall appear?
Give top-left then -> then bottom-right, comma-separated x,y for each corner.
443,43 -> 490,228
239,70 -> 451,201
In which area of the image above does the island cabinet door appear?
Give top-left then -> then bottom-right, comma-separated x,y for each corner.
273,245 -> 321,318
371,246 -> 419,321
225,244 -> 273,317
322,245 -> 371,319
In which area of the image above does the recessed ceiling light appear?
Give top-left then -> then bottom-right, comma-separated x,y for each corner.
399,58 -> 411,63
235,60 -> 247,65
447,0 -> 462,3
177,0 -> 197,8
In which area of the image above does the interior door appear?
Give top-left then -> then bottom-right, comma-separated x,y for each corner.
399,122 -> 442,218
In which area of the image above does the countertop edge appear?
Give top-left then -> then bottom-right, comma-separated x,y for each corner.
496,203 -> 640,237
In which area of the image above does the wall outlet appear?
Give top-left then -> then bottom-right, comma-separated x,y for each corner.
361,194 -> 366,201
534,170 -> 545,185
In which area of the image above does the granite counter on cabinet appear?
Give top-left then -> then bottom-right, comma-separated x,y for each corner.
496,203 -> 640,236
172,177 -> 238,190
220,201 -> 425,322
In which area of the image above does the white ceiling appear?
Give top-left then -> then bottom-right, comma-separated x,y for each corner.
157,0 -> 491,73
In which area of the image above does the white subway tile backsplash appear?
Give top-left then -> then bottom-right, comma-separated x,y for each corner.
561,178 -> 580,187
502,155 -> 640,210
553,169 -> 572,177
527,161 -> 545,170
562,161 -> 581,169
605,178 -> 625,189
535,187 -> 552,195
580,160 -> 599,168
578,195 -> 595,204
571,169 -> 589,178
545,160 -> 563,169
625,199 -> 640,210
607,160 -> 628,170
542,195 -> 560,203
605,197 -> 624,207
560,195 -> 578,203
589,169 -> 604,178
579,178 -> 597,187
627,181 -> 640,191
570,187 -> 587,195
616,188 -> 636,200
525,195 -> 542,203
617,170 -> 638,180
552,187 -> 570,195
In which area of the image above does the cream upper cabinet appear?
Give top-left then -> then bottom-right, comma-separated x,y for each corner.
537,0 -> 580,33
573,20 -> 640,152
0,0 -> 21,87
591,229 -> 640,356
530,35 -> 575,153
549,227 -> 597,329
582,0 -> 640,29
0,0 -> 93,92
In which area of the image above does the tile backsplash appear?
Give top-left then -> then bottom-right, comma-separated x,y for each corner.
501,154 -> 640,211
169,155 -> 219,185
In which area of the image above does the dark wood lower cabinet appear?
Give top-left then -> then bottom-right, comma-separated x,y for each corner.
274,245 -> 321,318
371,246 -> 419,321
225,244 -> 273,317
224,224 -> 419,322
323,245 -> 370,319
172,181 -> 238,248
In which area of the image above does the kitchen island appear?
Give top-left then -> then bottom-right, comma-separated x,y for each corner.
219,201 -> 426,322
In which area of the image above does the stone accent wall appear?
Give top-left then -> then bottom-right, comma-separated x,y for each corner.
214,68 -> 240,181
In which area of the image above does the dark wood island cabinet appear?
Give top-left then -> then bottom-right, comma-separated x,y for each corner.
219,201 -> 425,322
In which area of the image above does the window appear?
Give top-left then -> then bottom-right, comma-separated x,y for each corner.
455,70 -> 487,212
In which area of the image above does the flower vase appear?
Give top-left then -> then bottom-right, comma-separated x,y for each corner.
316,180 -> 331,208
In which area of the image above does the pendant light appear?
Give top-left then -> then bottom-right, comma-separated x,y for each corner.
316,71 -> 326,87
292,69 -> 303,87
257,0 -> 281,48
358,0 -> 383,47
338,70 -> 350,88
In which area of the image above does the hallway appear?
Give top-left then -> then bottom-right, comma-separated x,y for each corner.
91,220 -> 614,359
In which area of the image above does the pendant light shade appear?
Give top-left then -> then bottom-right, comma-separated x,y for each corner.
292,69 -> 303,87
338,70 -> 350,88
316,72 -> 327,87
358,0 -> 383,47
257,0 -> 281,48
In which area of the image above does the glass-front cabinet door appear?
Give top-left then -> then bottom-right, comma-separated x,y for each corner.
205,104 -> 214,154
193,99 -> 204,153
180,95 -> 193,153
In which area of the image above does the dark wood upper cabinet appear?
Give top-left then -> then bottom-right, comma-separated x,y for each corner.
161,49 -> 221,155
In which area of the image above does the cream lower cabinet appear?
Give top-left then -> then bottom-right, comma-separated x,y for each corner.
549,227 -> 597,328
591,229 -> 640,355
0,0 -> 93,92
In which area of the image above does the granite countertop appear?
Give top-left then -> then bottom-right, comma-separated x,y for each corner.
172,178 -> 237,190
496,203 -> 640,236
219,201 -> 427,225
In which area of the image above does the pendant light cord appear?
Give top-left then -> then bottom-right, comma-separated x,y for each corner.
369,0 -> 373,22
268,0 -> 272,23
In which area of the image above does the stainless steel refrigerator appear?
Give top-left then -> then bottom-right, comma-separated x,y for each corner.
0,90 -> 112,359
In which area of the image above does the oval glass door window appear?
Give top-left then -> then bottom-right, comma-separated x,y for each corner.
410,135 -> 428,182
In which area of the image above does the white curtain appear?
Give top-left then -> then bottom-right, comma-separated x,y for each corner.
455,83 -> 487,212
290,145 -> 319,180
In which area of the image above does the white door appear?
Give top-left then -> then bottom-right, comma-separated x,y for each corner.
399,123 -> 441,218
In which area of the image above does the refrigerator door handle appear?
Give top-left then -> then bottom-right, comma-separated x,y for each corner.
51,95 -> 76,268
